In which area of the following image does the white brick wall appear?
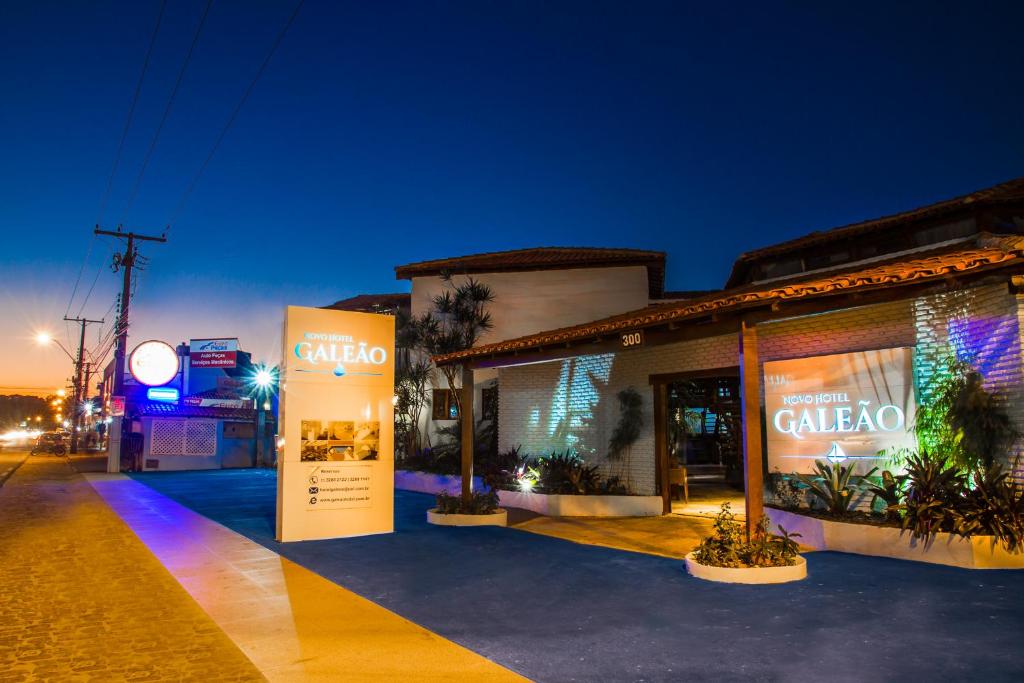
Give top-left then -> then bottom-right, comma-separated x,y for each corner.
497,281 -> 1024,495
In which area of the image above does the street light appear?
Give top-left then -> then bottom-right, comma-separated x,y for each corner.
35,332 -> 76,362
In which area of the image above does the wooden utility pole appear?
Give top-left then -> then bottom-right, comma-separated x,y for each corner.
64,315 -> 104,454
94,226 -> 166,470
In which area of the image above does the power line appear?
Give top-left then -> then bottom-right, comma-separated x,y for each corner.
119,0 -> 214,225
69,0 -> 167,319
168,0 -> 306,229
95,0 -> 168,226
75,237 -> 117,318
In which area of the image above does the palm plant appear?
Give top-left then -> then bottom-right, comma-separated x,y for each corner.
793,460 -> 876,515
415,274 -> 495,421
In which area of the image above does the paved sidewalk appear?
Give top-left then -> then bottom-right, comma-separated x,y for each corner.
86,473 -> 525,682
0,457 -> 264,683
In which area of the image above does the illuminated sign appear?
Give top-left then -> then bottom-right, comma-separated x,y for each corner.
277,306 -> 395,542
189,338 -> 238,368
146,387 -> 180,403
129,341 -> 180,387
764,348 -> 917,474
292,334 -> 388,377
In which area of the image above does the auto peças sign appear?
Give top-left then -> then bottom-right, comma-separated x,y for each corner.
189,338 -> 238,369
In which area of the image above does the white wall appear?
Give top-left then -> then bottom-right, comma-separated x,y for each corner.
412,266 -> 652,447
410,266 -> 651,345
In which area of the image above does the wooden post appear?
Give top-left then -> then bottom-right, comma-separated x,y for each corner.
739,320 -> 764,538
460,366 -> 475,504
653,382 -> 670,514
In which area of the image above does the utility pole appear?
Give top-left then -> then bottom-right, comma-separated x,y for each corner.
94,225 -> 166,471
64,315 -> 104,454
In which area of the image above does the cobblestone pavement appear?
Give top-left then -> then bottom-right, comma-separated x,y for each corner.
0,456 -> 264,683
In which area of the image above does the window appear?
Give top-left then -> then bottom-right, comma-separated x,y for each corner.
432,389 -> 459,420
481,385 -> 499,421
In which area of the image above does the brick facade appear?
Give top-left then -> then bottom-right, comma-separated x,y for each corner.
497,281 -> 1024,495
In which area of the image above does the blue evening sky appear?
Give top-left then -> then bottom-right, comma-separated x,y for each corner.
2,0 -> 1022,392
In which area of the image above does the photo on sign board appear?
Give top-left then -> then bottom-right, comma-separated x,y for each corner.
329,420 -> 355,442
354,421 -> 380,460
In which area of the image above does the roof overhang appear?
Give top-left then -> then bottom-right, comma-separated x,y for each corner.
436,234 -> 1024,369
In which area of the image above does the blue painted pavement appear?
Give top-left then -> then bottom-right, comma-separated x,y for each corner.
130,469 -> 1024,682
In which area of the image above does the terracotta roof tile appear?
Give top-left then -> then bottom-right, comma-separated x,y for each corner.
435,234 -> 1024,364
394,247 -> 666,298
732,177 -> 1024,267
324,293 -> 411,312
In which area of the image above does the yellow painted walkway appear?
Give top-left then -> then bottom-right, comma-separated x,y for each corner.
86,473 -> 527,682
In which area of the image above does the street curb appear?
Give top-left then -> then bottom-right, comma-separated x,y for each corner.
0,452 -> 30,488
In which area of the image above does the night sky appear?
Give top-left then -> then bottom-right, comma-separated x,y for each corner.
2,0 -> 1022,393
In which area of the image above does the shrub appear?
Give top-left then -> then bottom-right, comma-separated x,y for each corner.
536,450 -> 602,495
898,451 -> 965,539
435,488 -> 500,515
793,460 -> 876,515
692,503 -> 801,568
861,470 -> 907,521
950,463 -> 1024,550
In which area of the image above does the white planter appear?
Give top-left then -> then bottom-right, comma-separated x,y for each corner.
765,507 -> 1024,569
684,552 -> 807,584
497,489 -> 663,517
426,508 -> 508,527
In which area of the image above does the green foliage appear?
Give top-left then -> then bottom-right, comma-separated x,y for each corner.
535,450 -> 602,495
861,470 -> 907,520
949,463 -> 1024,551
608,388 -> 644,459
693,503 -> 801,568
915,355 -> 1018,470
898,451 -> 965,539
435,488 -> 499,515
793,460 -> 877,515
767,470 -> 805,509
394,357 -> 432,458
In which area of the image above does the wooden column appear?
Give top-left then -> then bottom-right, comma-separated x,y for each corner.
653,382 -> 670,514
460,366 -> 475,504
739,320 -> 764,538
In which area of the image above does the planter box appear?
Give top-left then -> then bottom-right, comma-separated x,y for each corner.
497,489 -> 663,517
766,507 -> 1024,569
426,508 -> 508,527
394,470 -> 483,495
684,552 -> 807,584
394,471 -> 663,517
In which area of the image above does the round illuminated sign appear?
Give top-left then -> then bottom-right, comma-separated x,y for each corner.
129,340 -> 180,387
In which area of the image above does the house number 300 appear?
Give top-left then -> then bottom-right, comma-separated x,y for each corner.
621,331 -> 644,348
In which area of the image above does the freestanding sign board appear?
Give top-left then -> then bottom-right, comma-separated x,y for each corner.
276,306 -> 395,542
763,347 -> 917,475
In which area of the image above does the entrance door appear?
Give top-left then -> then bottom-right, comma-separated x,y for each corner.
652,369 -> 745,517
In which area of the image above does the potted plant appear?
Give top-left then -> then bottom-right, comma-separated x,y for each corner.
684,503 -> 806,584
426,488 -> 508,527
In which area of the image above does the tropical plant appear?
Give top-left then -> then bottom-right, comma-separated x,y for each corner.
435,488 -> 499,515
414,275 -> 495,421
861,470 -> 907,520
693,503 -> 801,568
898,451 -> 965,540
915,354 -> 1018,470
536,450 -> 602,495
950,463 -> 1024,551
792,460 -> 876,515
394,357 -> 433,458
608,387 -> 644,491
766,470 -> 805,509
